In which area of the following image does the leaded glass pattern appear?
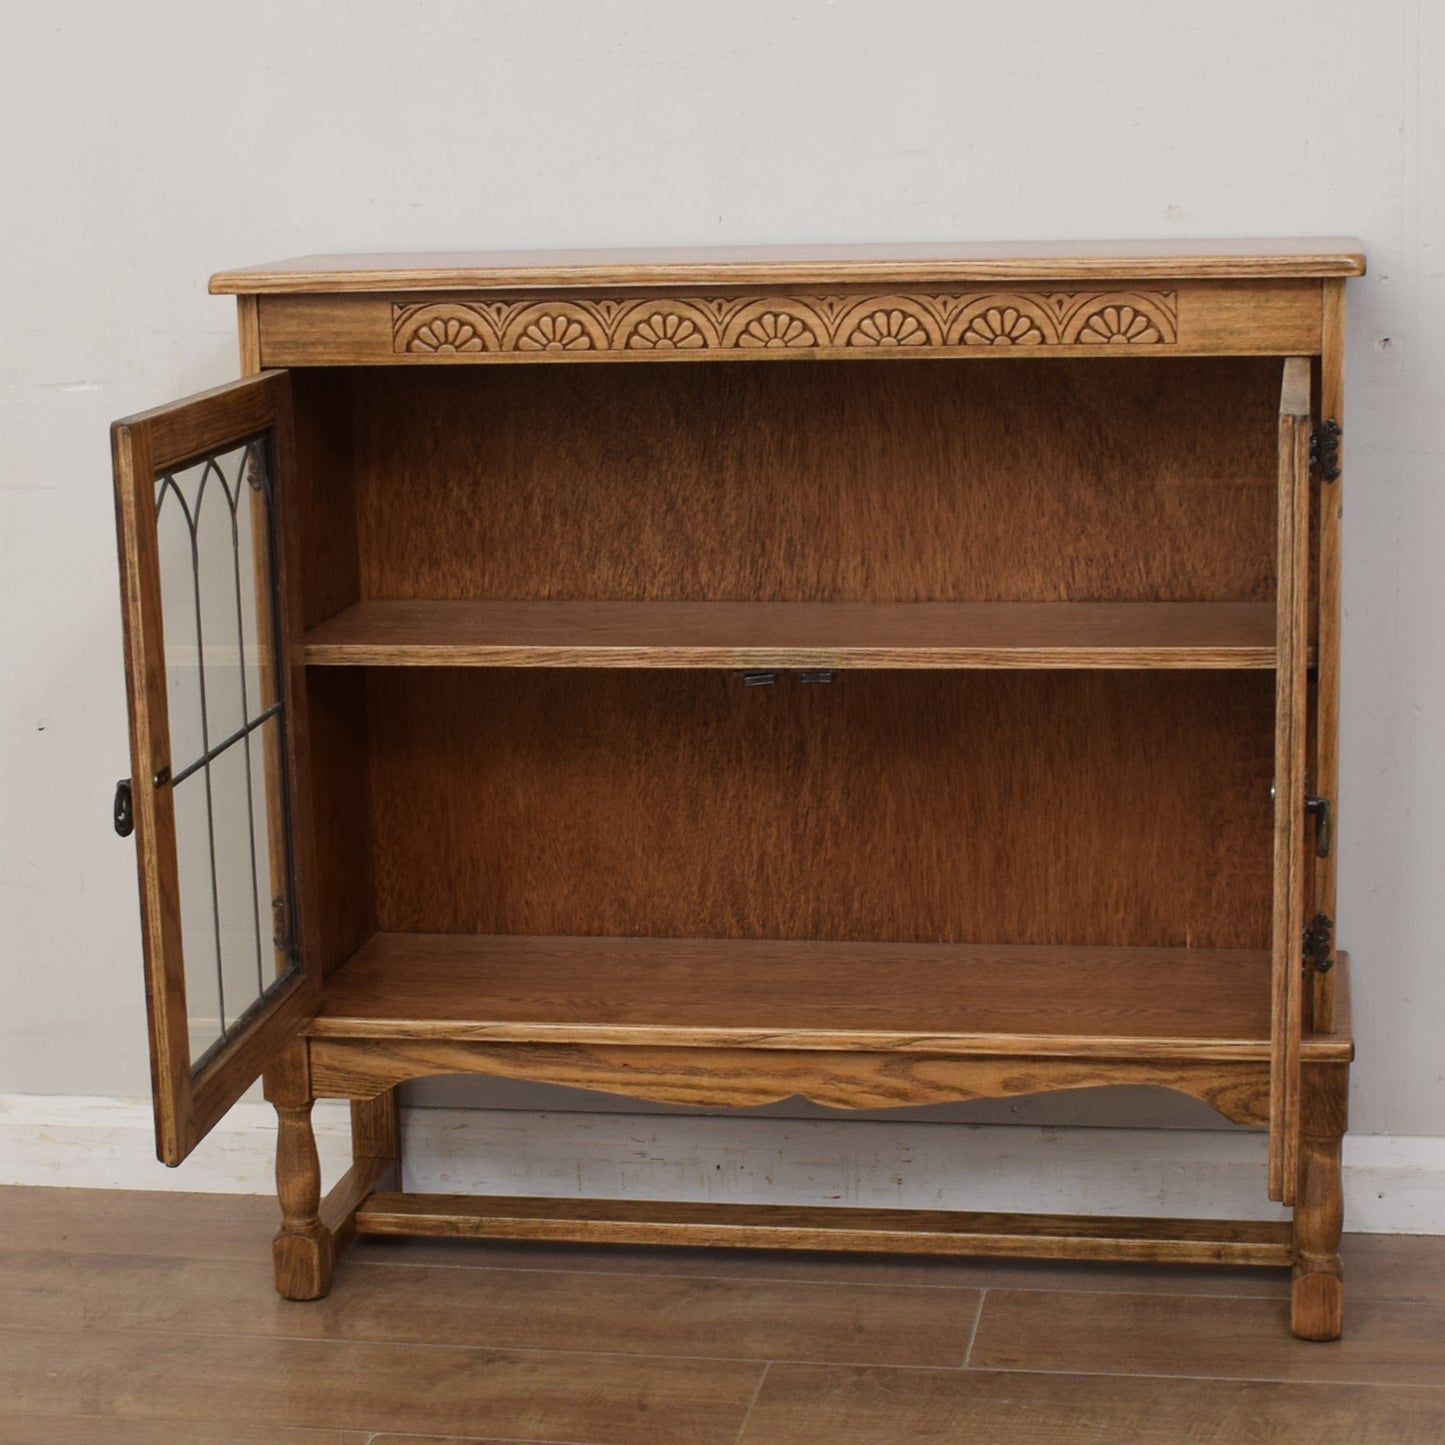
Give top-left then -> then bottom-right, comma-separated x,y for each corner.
153,435 -> 297,1070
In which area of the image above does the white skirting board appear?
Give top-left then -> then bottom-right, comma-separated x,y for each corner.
2,1093 -> 1443,1234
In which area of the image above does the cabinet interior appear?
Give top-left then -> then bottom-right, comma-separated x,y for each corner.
291,356 -> 1284,981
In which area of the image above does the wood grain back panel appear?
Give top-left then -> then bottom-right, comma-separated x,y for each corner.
366,669 -> 1274,948
348,358 -> 1280,606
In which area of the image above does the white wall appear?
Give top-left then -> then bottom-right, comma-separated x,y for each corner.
0,2 -> 1439,1162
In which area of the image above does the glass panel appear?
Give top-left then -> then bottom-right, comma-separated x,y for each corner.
154,476 -> 205,774
211,736 -> 265,1028
172,772 -> 222,1059
194,454 -> 247,746
234,441 -> 278,722
152,434 -> 296,1071
247,722 -> 291,983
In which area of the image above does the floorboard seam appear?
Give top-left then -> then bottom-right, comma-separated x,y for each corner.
0,1321 -> 964,1372
952,1361 -> 1445,1389
733,1360 -> 772,1445
345,1255 -> 1001,1291
961,1287 -> 988,1366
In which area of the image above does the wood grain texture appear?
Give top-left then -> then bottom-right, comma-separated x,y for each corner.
366,670 -> 1276,947
207,237 -> 1366,293
1270,358 -> 1313,1203
970,1288 -> 1445,1384
304,599 -> 1281,669
352,1230 -> 1299,1297
303,669 -> 375,977
1313,279 -> 1347,1034
0,1423 -> 366,1445
1292,1060 -> 1350,1340
308,1038 -> 1277,1123
347,359 -> 1279,605
0,1327 -> 763,1444
18,1189 -> 1443,1442
739,1364 -> 1445,1445
113,373 -> 288,473
261,280 -> 1321,365
236,296 -> 261,376
353,1195 -> 1292,1267
264,1040 -> 333,1300
0,1247 -> 981,1369
111,402 -> 191,1163
389,287 -> 1184,354
289,368 -> 359,630
112,372 -> 320,1165
311,934 -> 1294,1056
267,278 -> 1323,366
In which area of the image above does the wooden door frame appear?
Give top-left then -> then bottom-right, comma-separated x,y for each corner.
1268,356 -> 1312,1203
113,371 -> 320,1165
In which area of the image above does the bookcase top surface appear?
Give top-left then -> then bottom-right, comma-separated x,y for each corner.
210,238 -> 1366,294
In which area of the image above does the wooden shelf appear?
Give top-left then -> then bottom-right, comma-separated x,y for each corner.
304,600 -> 1279,670
308,934 -> 1350,1062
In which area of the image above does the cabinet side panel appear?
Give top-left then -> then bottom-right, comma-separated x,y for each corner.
1312,281 -> 1345,1031
306,669 -> 376,975
290,370 -> 373,973
368,670 -> 1274,949
291,370 -> 360,630
352,359 -> 1280,605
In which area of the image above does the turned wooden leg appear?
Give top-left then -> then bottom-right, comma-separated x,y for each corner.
1291,1063 -> 1347,1340
265,1042 -> 334,1301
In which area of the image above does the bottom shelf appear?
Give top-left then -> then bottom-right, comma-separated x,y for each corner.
353,1192 -> 1293,1267
311,933 -> 1350,1062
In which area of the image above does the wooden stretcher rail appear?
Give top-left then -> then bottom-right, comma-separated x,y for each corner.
351,1192 -> 1295,1267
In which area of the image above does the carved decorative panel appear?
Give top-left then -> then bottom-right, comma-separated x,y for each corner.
391,290 -> 1179,358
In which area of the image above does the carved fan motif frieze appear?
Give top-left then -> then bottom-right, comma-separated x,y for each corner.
391,289 -> 1180,357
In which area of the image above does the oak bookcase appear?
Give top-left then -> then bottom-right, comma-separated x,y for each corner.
112,240 -> 1361,1340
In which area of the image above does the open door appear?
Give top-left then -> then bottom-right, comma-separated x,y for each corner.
113,373 -> 318,1165
1268,356 -> 1313,1203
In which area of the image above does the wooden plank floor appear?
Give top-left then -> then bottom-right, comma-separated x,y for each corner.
2,1187 -> 1444,1443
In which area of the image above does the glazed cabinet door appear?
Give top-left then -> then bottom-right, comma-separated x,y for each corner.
1268,356 -> 1313,1204
112,373 -> 318,1165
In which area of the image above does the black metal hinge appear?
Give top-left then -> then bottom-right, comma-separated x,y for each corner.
1302,912 -> 1335,974
1304,794 -> 1332,857
1310,419 -> 1342,482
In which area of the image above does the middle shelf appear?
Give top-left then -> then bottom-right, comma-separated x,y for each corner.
303,599 -> 1279,670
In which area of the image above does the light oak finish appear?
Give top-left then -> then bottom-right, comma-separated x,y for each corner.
354,1194 -> 1293,1267
253,280 -> 1324,365
1292,1059 -> 1350,1340
307,933 -> 1352,1063
309,1039 -> 1276,1124
111,374 -> 320,1166
109,244 -> 1359,1341
1269,357 -> 1313,1203
305,599 -> 1281,670
1312,278 -> 1347,1035
209,237 -> 1366,292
